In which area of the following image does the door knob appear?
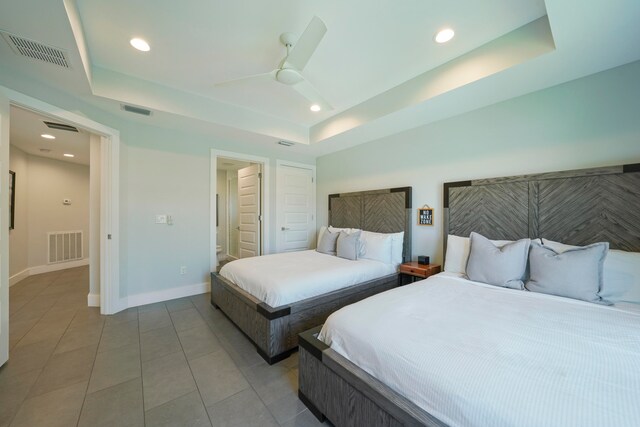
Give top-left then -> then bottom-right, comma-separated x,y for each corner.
281,227 -> 290,231
236,226 -> 240,230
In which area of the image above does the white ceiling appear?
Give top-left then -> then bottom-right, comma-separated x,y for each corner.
0,0 -> 639,157
9,106 -> 91,166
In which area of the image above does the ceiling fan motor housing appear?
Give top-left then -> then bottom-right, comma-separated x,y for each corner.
276,68 -> 303,85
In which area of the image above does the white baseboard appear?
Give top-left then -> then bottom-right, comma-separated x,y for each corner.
87,293 -> 100,307
9,269 -> 30,287
30,258 -> 89,275
9,259 -> 89,287
124,282 -> 211,310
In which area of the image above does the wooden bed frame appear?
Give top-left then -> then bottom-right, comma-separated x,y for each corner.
298,163 -> 640,426
211,186 -> 412,364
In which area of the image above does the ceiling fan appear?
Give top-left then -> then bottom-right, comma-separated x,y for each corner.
215,16 -> 333,111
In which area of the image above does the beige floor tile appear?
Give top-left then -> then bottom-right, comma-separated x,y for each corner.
78,378 -> 144,427
88,342 -> 140,393
28,344 -> 96,398
140,325 -> 182,362
206,388 -> 279,427
145,390 -> 211,427
189,350 -> 250,407
142,351 -> 197,410
10,381 -> 87,427
177,324 -> 222,360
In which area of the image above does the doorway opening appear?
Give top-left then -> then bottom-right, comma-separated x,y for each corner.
210,150 -> 270,273
8,106 -> 94,294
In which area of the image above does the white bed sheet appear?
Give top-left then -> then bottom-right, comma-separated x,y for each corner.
219,250 -> 396,307
319,274 -> 640,427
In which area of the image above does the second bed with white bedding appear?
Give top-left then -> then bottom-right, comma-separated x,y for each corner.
219,249 -> 396,307
319,273 -> 640,427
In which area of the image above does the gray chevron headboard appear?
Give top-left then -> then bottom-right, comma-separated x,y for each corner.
444,164 -> 640,252
329,187 -> 412,262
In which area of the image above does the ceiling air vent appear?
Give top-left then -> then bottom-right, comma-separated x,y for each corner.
122,104 -> 152,116
44,121 -> 78,132
277,140 -> 295,147
1,31 -> 70,68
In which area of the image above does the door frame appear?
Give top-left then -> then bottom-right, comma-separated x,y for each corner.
275,160 -> 316,253
0,86 -> 121,315
210,149 -> 270,273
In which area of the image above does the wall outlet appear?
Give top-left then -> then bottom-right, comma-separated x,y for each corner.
180,266 -> 187,275
156,214 -> 167,224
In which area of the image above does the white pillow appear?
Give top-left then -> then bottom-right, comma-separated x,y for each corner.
601,250 -> 640,304
444,234 -> 513,275
329,226 -> 360,234
359,231 -> 396,265
317,226 -> 328,246
444,235 -> 471,274
542,239 -> 640,304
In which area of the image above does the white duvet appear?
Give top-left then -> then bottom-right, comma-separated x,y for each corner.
319,274 -> 640,427
219,250 -> 396,307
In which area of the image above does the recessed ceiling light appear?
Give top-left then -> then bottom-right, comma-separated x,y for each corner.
130,38 -> 150,52
63,153 -> 75,158
310,104 -> 321,112
41,134 -> 55,139
434,28 -> 455,44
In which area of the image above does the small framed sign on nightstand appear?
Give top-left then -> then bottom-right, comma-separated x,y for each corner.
417,206 -> 433,226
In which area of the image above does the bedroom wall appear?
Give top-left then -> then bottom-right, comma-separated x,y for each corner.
316,60 -> 640,265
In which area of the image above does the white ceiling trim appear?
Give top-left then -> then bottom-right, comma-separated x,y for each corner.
90,66 -> 309,144
310,17 -> 555,145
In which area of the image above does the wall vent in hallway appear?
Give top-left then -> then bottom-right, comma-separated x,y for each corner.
48,231 -> 83,264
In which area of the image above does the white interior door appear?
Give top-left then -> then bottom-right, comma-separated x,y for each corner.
276,164 -> 315,253
237,164 -> 261,258
0,90 -> 10,366
227,176 -> 239,258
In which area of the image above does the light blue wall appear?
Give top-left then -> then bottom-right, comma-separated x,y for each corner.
316,60 -> 640,265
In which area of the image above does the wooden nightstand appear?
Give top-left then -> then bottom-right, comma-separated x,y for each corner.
398,262 -> 441,285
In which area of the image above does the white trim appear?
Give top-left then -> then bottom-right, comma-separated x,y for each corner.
125,282 -> 210,309
275,160 -> 317,253
9,258 -> 90,286
210,149 -> 271,273
1,86 -> 121,314
30,258 -> 89,275
9,269 -> 29,287
87,293 -> 100,307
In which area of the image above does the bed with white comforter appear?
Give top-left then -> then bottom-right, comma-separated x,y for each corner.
220,249 -> 396,307
319,273 -> 640,427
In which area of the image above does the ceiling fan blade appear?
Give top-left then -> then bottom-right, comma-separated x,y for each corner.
285,16 -> 327,71
292,79 -> 333,111
214,70 -> 277,87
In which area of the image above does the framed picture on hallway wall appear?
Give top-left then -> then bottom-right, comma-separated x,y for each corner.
9,170 -> 15,230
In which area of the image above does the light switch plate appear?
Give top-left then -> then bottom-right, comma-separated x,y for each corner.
155,214 -> 167,224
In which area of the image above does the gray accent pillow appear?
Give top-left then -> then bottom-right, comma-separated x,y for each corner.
337,230 -> 361,261
466,232 -> 531,289
316,228 -> 339,255
525,241 -> 611,305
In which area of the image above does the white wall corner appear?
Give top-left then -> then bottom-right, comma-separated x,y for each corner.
123,282 -> 211,310
87,293 -> 100,307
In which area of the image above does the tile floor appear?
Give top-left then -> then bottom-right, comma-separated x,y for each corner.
1,266 -> 325,427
